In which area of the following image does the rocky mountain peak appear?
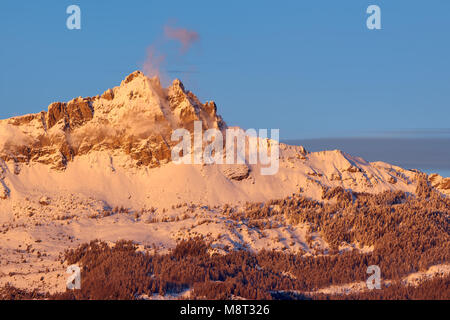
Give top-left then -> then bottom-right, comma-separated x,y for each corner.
0,71 -> 225,170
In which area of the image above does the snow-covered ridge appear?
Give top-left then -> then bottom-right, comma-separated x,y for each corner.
0,70 -> 448,208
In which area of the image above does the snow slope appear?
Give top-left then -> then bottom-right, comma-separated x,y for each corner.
0,71 -> 447,293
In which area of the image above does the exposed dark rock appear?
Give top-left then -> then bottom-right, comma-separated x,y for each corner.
222,164 -> 250,181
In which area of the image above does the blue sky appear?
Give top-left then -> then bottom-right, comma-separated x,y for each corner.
1,0 -> 449,140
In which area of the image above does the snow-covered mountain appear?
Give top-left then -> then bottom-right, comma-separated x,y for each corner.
0,71 -> 449,293
1,70 -> 447,207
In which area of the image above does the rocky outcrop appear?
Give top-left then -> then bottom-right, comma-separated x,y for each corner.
222,164 -> 250,181
167,78 -> 225,131
0,183 -> 8,199
46,98 -> 93,130
0,71 -> 226,170
101,89 -> 114,101
441,179 -> 450,190
429,174 -> 450,195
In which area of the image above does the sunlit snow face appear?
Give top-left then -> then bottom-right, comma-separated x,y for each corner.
171,121 -> 280,175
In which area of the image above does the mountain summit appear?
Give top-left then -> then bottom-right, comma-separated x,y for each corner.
0,71 -> 225,170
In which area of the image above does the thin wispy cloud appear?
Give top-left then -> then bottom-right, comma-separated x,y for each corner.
379,128 -> 450,137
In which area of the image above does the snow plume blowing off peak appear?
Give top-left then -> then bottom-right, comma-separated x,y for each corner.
164,25 -> 199,53
142,24 -> 200,82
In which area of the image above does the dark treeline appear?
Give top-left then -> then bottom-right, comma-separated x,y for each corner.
0,284 -> 47,300
1,174 -> 449,300
1,237 -> 448,300
314,276 -> 450,300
